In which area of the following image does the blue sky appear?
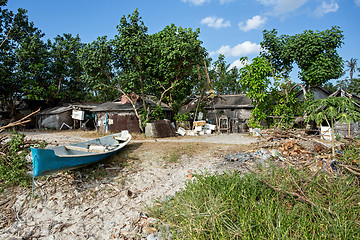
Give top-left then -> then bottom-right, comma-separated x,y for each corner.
6,0 -> 360,82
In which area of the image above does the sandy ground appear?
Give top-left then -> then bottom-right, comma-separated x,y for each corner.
0,131 -> 259,239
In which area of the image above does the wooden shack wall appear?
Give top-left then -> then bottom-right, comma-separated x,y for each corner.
96,112 -> 141,133
334,121 -> 360,138
205,108 -> 252,133
206,109 -> 252,122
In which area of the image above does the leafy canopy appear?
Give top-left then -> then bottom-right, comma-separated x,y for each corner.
261,26 -> 344,89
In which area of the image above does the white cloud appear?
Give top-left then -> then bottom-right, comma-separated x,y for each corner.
356,0 -> 360,6
315,1 -> 339,16
257,0 -> 309,15
229,59 -> 249,69
210,41 -> 261,57
238,15 -> 267,32
181,0 -> 210,6
201,16 -> 231,28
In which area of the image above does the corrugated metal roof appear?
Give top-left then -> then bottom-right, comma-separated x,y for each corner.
37,102 -> 100,115
38,105 -> 73,115
205,94 -> 253,109
91,98 -> 171,112
91,102 -> 135,112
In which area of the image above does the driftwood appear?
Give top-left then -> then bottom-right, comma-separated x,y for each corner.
0,108 -> 40,133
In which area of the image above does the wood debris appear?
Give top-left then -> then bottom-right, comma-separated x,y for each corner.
256,128 -> 360,175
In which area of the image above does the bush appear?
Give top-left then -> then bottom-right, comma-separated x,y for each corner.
0,132 -> 39,189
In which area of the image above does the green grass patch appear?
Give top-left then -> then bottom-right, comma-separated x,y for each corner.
338,140 -> 360,166
163,151 -> 182,163
147,166 -> 360,239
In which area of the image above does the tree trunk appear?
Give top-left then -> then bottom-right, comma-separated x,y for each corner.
331,119 -> 335,157
203,59 -> 211,91
116,87 -> 144,132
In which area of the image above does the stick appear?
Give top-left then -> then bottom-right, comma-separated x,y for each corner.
338,164 -> 360,176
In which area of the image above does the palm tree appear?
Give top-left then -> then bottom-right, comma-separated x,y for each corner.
346,58 -> 358,82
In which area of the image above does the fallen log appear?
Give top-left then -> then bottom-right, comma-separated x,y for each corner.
0,108 -> 40,133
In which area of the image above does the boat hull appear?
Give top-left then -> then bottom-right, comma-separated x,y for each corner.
31,131 -> 131,177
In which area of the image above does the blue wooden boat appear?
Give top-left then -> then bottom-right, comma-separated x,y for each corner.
30,130 -> 132,177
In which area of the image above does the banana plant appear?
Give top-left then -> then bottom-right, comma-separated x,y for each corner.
305,97 -> 360,157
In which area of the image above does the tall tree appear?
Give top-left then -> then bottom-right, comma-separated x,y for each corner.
345,58 -> 358,82
49,33 -> 85,101
335,58 -> 360,95
0,3 -> 45,117
239,56 -> 272,127
80,9 -> 207,129
261,29 -> 293,78
149,24 -> 205,109
78,36 -> 118,102
209,54 -> 243,95
261,26 -> 344,90
17,34 -> 52,103
113,9 -> 149,111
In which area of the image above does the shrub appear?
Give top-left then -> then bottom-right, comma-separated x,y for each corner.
0,132 -> 45,189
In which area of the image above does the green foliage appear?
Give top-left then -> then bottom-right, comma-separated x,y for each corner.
174,113 -> 189,122
112,8 -> 150,113
345,58 -> 358,82
323,81 -> 338,93
269,79 -> 302,128
49,33 -> 85,101
149,24 -> 205,107
338,139 -> 360,166
306,97 -> 360,126
306,97 -> 360,156
150,105 -> 165,121
336,77 -> 360,95
261,29 -> 293,78
261,26 -> 344,89
0,133 -> 30,188
78,36 -> 118,102
1,4 -> 91,111
336,58 -> 360,95
17,35 -> 53,102
209,54 -> 243,94
0,6 -> 44,116
147,167 -> 360,239
239,56 -> 272,127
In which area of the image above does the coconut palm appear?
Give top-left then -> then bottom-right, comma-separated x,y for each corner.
346,58 -> 358,82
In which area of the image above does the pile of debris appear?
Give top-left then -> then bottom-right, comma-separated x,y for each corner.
177,120 -> 216,136
224,128 -> 360,175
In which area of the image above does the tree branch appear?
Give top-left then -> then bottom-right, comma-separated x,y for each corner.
0,108 -> 40,133
0,28 -> 12,48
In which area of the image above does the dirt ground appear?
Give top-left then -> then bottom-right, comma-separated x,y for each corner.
0,130 -> 259,239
